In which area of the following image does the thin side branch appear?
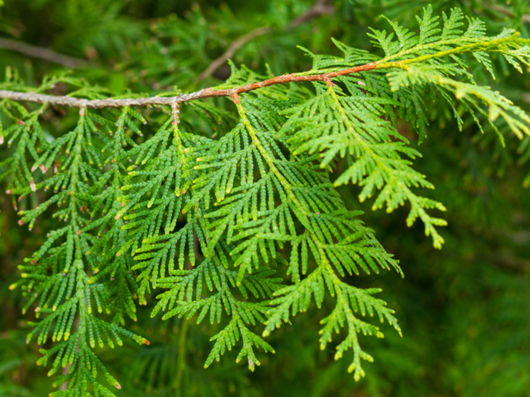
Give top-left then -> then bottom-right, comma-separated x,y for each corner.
198,0 -> 334,81
0,38 -> 88,68
0,63 -> 378,108
198,27 -> 273,81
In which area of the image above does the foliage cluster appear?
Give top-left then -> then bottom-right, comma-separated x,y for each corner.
0,1 -> 529,396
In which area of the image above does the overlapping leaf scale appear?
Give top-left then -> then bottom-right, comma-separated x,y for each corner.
299,40 -> 432,142
153,247 -> 282,371
0,101 -> 50,198
238,95 -> 401,273
318,281 -> 401,381
8,108 -> 149,396
115,116 -> 210,303
79,109 -> 153,324
371,6 -> 530,143
387,66 -> 530,142
264,209 -> 401,329
133,216 -> 207,300
351,6 -> 530,144
221,96 -> 402,379
187,99 -> 287,269
264,256 -> 401,381
194,125 -> 293,281
0,74 -> 91,195
370,6 -> 495,62
205,317 -> 275,372
280,81 -> 447,248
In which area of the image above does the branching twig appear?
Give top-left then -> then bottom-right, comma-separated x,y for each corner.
2,31 -> 517,109
197,0 -> 334,81
0,38 -> 88,68
198,27 -> 273,81
0,62 -> 378,108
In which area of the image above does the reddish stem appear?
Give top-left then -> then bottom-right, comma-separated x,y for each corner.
0,62 -> 380,108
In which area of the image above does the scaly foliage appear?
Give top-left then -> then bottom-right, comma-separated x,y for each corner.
1,5 -> 529,396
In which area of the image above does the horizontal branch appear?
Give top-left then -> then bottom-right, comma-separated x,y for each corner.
0,62 -> 379,108
0,89 -> 207,108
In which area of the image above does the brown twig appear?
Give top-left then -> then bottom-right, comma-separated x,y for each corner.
0,62 -> 378,108
197,0 -> 334,81
0,37 -> 88,68
198,27 -> 273,81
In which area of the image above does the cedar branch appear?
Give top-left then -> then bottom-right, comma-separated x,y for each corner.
0,62 -> 378,108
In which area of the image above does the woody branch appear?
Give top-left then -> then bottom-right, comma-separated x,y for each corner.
0,62 -> 379,109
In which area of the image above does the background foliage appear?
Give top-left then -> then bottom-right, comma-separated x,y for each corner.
0,0 -> 529,396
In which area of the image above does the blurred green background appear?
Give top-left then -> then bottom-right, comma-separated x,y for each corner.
1,0 -> 529,396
